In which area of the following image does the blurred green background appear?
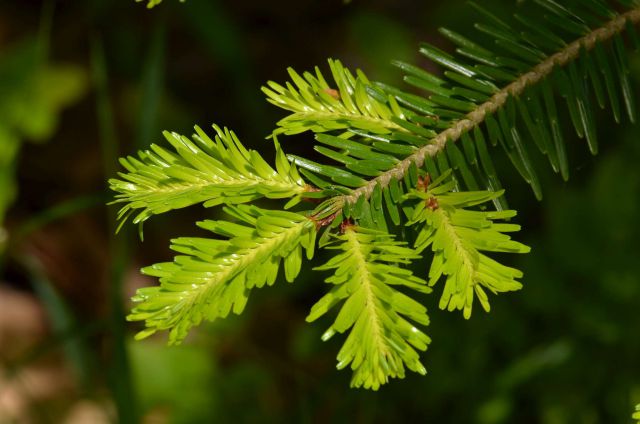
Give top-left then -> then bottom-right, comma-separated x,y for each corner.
0,0 -> 639,422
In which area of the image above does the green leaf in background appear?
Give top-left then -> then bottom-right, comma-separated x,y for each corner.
0,41 -> 87,142
0,39 -> 87,231
0,128 -> 20,240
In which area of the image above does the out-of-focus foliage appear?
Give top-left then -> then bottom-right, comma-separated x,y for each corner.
0,40 -> 86,233
137,0 -> 185,9
129,340 -> 216,423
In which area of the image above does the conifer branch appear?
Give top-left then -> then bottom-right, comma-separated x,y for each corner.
109,125 -> 307,228
337,6 -> 640,208
114,0 -> 640,390
307,226 -> 431,389
406,172 -> 530,318
127,205 -> 316,344
263,59 -> 407,136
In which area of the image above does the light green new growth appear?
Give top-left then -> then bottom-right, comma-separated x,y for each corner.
634,404 -> 640,423
113,0 -> 640,390
307,226 -> 431,390
109,125 -> 306,229
406,172 -> 530,318
263,59 -> 407,136
128,205 -> 316,345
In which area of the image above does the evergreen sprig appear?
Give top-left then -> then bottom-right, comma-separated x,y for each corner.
633,404 -> 640,423
307,226 -> 431,389
109,125 -> 307,229
128,205 -> 317,345
114,0 -> 640,390
406,172 -> 530,318
263,59 -> 408,136
267,1 -> 640,207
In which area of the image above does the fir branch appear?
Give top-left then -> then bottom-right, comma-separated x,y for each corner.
128,205 -> 316,344
113,0 -> 640,391
406,173 -> 530,318
263,59 -> 407,136
336,6 -> 640,208
307,226 -> 431,390
109,125 -> 307,228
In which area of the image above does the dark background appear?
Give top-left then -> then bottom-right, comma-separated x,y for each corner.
1,0 -> 639,422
